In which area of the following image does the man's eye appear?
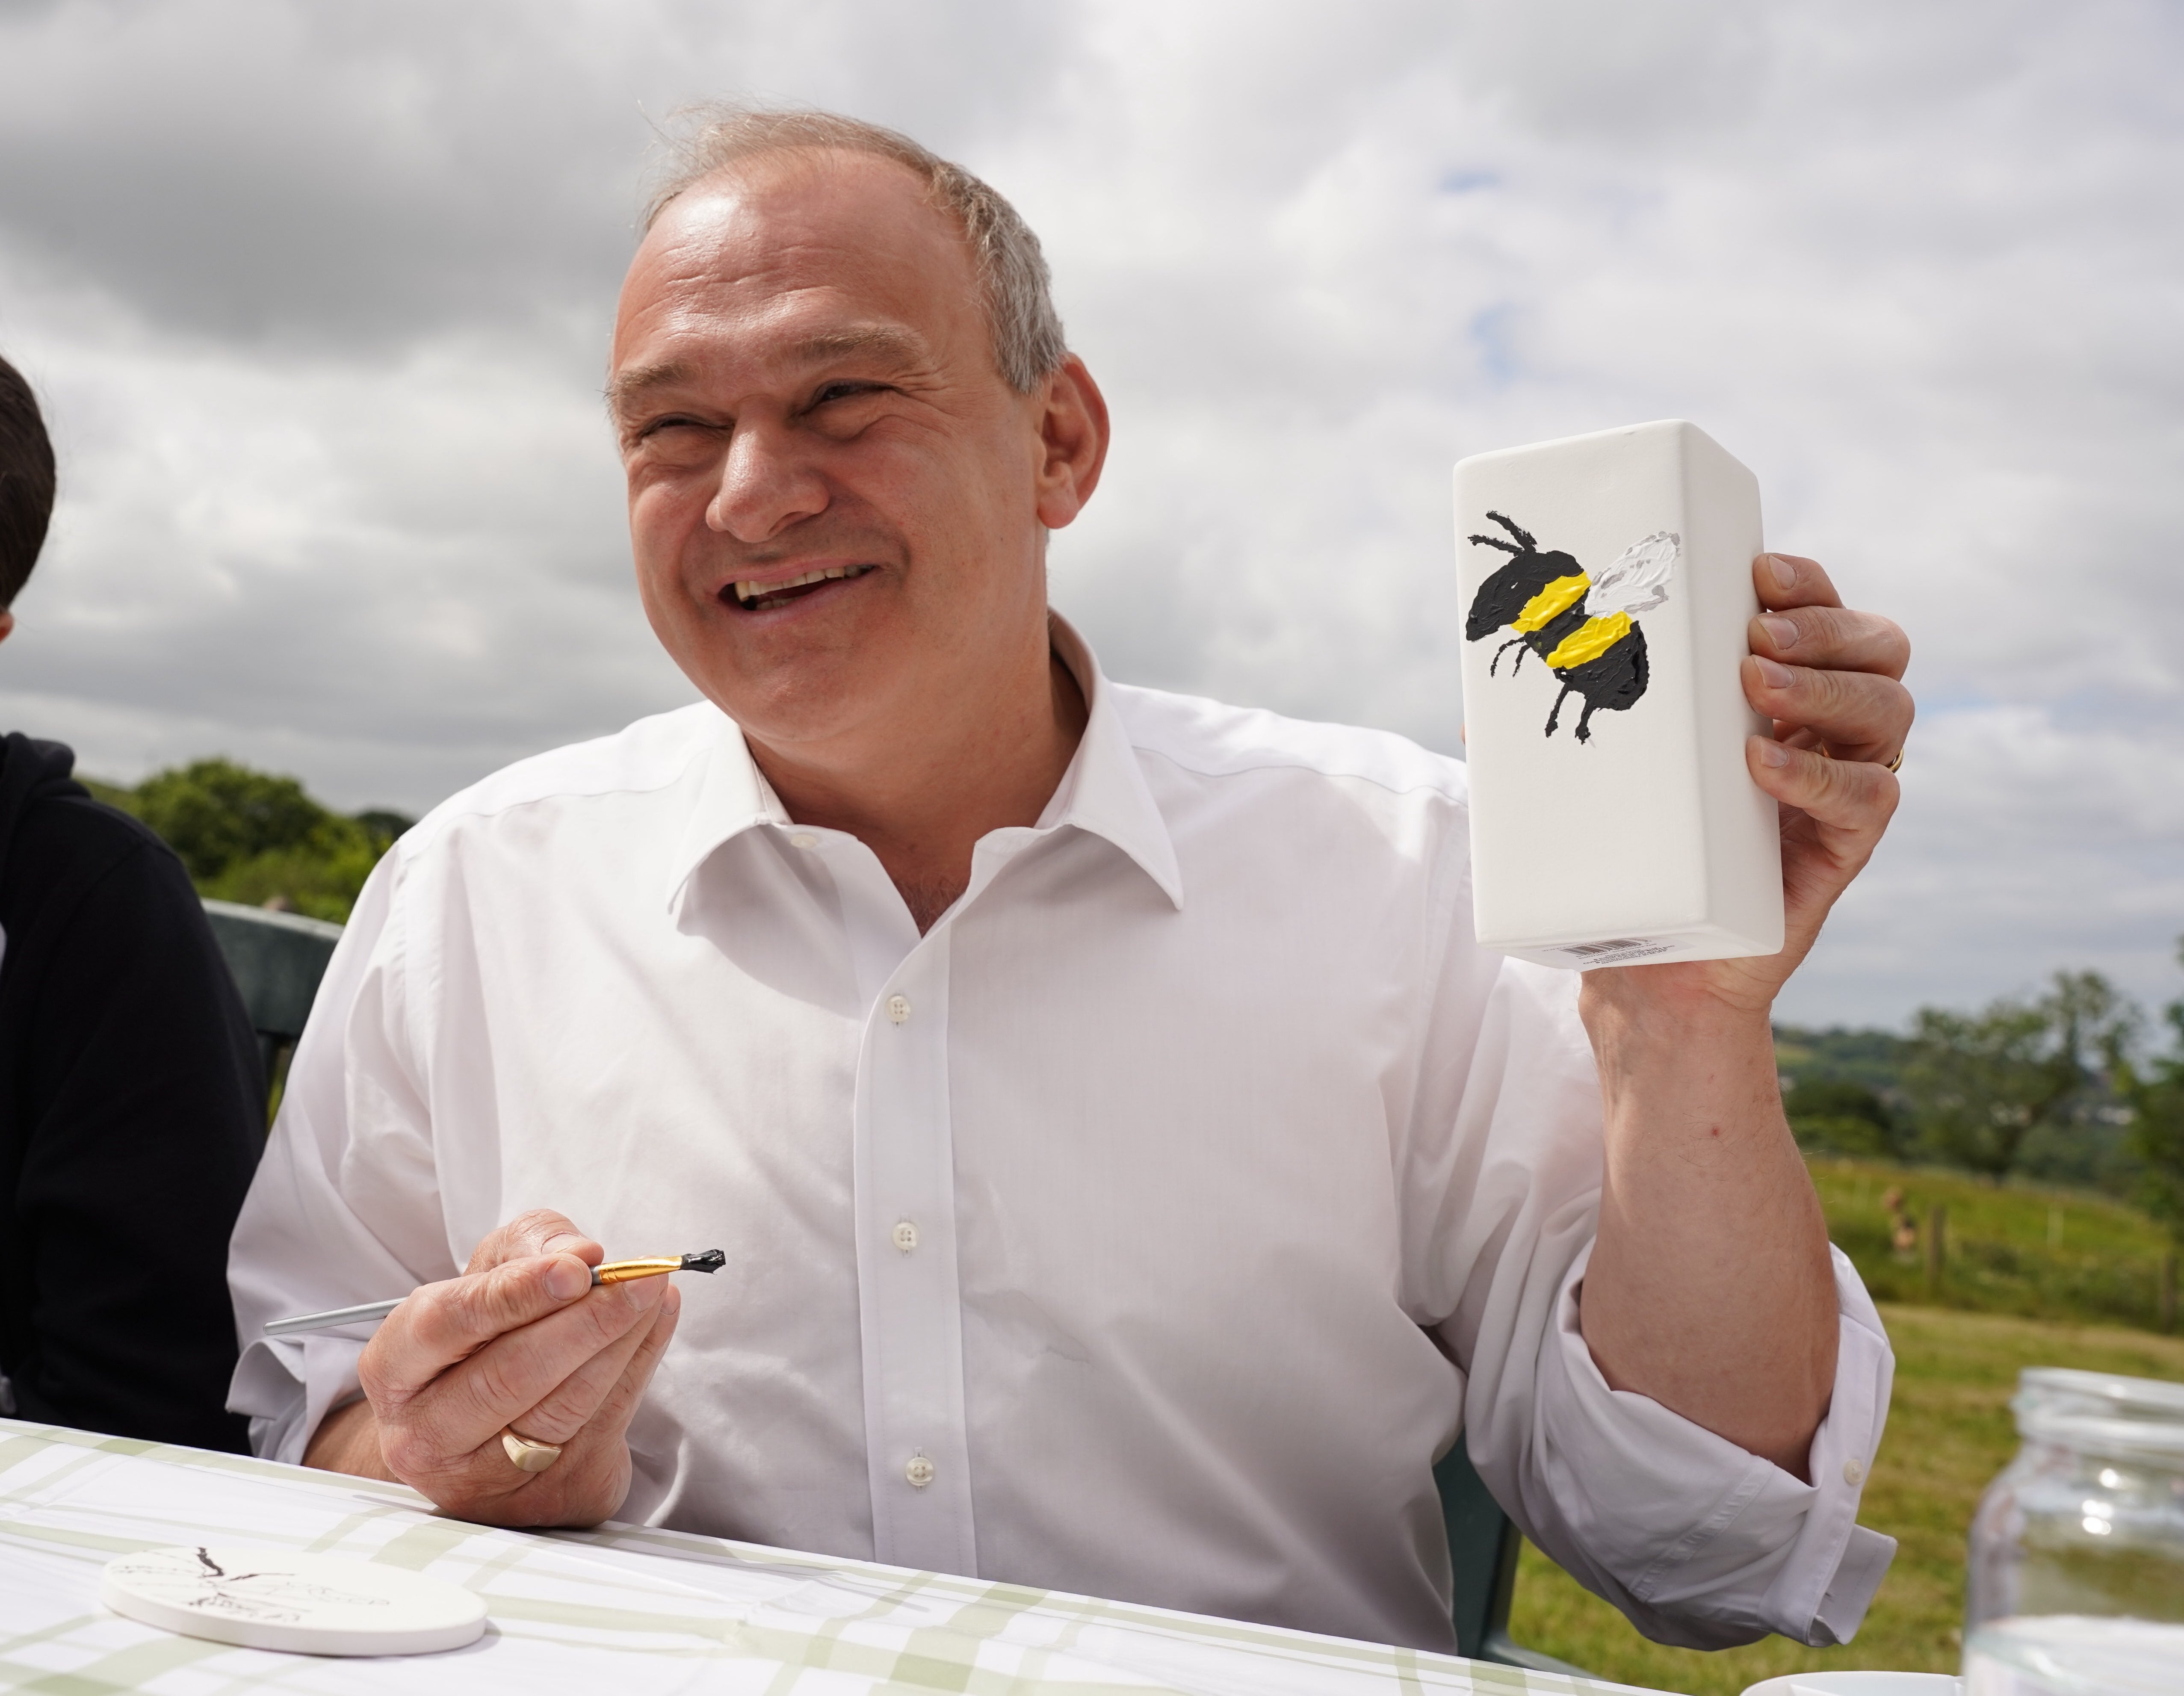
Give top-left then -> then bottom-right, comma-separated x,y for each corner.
814,382 -> 881,406
642,416 -> 708,436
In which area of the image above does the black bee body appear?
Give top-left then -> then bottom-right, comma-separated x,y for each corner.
1464,545 -> 1586,647
1464,510 -> 1654,743
1547,621 -> 1648,741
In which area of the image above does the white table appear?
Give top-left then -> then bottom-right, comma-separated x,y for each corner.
0,1418 -> 1652,1695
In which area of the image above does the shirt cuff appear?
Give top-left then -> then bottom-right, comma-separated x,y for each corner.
1522,1241 -> 1897,1649
228,1335 -> 366,1466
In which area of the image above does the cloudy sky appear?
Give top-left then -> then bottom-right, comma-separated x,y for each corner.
1,0 -> 2178,1027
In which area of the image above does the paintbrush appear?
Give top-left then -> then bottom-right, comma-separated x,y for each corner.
262,1250 -> 726,1337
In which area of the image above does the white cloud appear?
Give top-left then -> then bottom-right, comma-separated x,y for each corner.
0,0 -> 2178,1024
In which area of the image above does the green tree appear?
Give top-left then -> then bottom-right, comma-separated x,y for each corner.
2126,938 -> 2184,1244
2042,970 -> 2140,1110
1901,1001 -> 2056,1178
132,759 -> 330,881
1900,971 -> 2139,1181
115,757 -> 408,924
2019,971 -> 2143,1191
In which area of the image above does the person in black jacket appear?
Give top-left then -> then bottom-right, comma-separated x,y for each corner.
0,351 -> 263,1451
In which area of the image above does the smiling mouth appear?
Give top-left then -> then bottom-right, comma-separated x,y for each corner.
728,563 -> 878,612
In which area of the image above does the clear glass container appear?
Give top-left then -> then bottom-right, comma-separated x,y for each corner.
1964,1366 -> 2184,1692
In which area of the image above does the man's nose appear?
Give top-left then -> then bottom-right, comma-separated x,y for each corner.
706,417 -> 827,542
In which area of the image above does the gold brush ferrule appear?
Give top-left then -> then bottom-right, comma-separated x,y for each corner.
589,1250 -> 727,1285
591,1257 -> 686,1285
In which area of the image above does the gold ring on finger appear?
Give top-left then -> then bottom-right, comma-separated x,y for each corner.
501,1427 -> 563,1473
1818,743 -> 1905,772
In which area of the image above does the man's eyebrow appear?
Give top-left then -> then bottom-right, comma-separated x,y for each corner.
606,326 -> 932,417
780,324 -> 931,372
605,360 -> 695,417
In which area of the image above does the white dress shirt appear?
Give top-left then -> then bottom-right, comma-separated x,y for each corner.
228,617 -> 1896,1653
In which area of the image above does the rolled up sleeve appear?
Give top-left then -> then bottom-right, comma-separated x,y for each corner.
1411,945 -> 1899,1651
1512,1239 -> 1897,1649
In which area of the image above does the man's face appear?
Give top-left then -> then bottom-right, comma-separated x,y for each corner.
609,151 -> 1070,752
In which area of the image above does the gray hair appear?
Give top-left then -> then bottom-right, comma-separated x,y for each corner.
643,106 -> 1067,395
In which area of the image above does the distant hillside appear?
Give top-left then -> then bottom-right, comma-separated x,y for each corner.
1774,1023 -> 1910,1095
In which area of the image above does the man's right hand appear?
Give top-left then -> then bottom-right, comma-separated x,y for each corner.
302,1209 -> 680,1528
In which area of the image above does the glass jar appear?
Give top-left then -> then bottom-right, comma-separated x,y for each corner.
1963,1618 -> 2178,1696
1964,1367 -> 2184,1694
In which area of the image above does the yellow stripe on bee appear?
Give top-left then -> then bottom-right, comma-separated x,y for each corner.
1544,611 -> 1632,669
1511,573 -> 1589,633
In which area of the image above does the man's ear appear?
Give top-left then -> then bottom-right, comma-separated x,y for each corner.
0,609 -> 14,647
1031,355 -> 1109,530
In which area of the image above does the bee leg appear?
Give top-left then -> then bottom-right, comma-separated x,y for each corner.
1491,636 -> 1528,677
1574,697 -> 1598,743
1545,680 -> 1576,737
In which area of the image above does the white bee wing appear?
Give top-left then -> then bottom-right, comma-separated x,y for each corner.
1583,531 -> 1679,617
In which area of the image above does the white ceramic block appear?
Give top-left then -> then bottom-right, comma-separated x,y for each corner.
1453,419 -> 1784,969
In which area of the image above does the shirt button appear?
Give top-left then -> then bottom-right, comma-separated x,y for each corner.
892,1220 -> 919,1253
789,832 -> 819,850
904,1454 -> 936,1488
887,994 -> 912,1024
1843,1456 -> 1866,1486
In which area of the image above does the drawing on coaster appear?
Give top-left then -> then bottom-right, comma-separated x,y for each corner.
1464,511 -> 1679,742
104,1547 -> 394,1625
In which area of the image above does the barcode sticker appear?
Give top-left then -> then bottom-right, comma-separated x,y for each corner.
1555,937 -> 1682,965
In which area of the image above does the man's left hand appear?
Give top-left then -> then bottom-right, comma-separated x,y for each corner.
1738,549 -> 1912,989
1612,551 -> 1912,1019
1575,551 -> 1910,1476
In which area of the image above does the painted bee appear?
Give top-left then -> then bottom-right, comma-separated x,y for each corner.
1464,510 -> 1679,742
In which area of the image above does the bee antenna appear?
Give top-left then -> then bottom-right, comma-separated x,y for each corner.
1466,532 -> 1521,555
1485,511 -> 1537,551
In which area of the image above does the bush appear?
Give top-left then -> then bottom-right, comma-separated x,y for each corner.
1785,1078 -> 1898,1156
1791,1112 -> 1896,1158
198,837 -> 389,925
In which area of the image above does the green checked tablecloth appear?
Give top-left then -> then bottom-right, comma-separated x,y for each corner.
0,1418 -> 1666,1696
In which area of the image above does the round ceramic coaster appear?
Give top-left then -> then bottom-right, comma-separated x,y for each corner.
101,1545 -> 487,1657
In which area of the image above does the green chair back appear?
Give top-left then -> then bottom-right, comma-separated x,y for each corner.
201,899 -> 342,1107
1435,1430 -> 1587,1674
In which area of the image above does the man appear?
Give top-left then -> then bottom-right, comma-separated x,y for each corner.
0,352 -> 265,1450
229,109 -> 1913,1653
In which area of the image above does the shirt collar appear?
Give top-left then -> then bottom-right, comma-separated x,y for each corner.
662,712 -> 788,913
1038,613 -> 1184,909
663,612 -> 1183,915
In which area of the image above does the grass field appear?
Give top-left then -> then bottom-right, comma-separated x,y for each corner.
1500,1148 -> 2184,1693
1807,1156 -> 2177,1330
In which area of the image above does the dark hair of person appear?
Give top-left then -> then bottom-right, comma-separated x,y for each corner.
0,353 -> 56,609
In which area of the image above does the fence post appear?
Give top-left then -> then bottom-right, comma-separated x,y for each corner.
2162,1253 -> 2178,1335
1925,1205 -> 1948,1297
